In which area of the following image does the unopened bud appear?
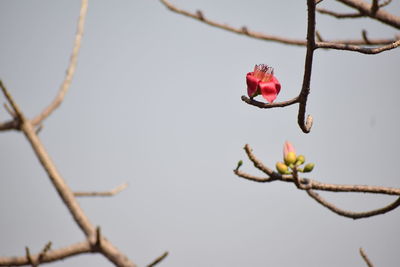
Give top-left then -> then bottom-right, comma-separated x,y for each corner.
276,162 -> 289,174
236,160 -> 243,170
303,163 -> 315,173
284,151 -> 297,165
296,155 -> 305,165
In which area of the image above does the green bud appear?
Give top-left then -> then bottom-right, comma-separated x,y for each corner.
303,163 -> 315,173
276,162 -> 289,174
284,151 -> 297,165
236,160 -> 243,170
296,155 -> 305,166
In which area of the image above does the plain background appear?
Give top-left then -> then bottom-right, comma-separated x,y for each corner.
1,0 -> 400,266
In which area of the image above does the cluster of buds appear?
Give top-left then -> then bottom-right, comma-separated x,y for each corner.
276,141 -> 315,175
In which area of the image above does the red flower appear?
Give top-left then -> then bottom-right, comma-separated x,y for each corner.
246,64 -> 281,103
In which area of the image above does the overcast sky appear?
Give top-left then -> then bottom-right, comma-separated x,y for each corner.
1,1 -> 400,266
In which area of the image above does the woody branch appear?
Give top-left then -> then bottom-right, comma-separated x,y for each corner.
0,1 -> 167,266
234,144 -> 400,220
159,0 -> 399,133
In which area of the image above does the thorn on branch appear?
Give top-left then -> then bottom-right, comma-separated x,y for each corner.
95,226 -> 102,249
147,251 -> 169,267
379,0 -> 393,8
35,124 -> 44,134
361,30 -> 371,44
37,242 -> 52,263
196,10 -> 204,20
25,247 -> 34,266
315,31 -> 324,42
4,103 -> 16,118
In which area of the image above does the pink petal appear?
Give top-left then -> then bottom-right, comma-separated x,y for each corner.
259,81 -> 278,103
271,76 -> 281,94
246,72 -> 260,98
283,141 -> 296,157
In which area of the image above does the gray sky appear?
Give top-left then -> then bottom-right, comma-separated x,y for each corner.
1,0 -> 400,266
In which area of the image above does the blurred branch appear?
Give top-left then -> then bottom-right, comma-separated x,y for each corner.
234,144 -> 400,219
0,0 -> 88,132
0,1 -> 139,266
147,251 -> 169,267
336,0 -> 400,29
0,241 -> 91,266
307,190 -> 400,219
74,183 -> 129,197
317,8 -> 364,18
1,66 -> 137,267
31,0 -> 88,126
360,247 -> 374,267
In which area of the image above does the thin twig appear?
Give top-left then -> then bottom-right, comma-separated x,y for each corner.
243,144 -> 281,180
359,247 -> 374,267
147,251 -> 169,267
31,0 -> 88,126
317,39 -> 400,54
0,242 -> 91,266
307,190 -> 400,219
74,183 -> 128,197
234,169 -> 273,183
3,103 -> 16,118
240,95 -> 299,109
379,0 -> 393,8
159,0 -> 396,46
317,8 -> 364,18
336,0 -> 400,29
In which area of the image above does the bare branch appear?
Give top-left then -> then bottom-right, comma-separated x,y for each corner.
147,251 -> 169,267
1,74 -> 137,267
240,95 -> 299,109
243,144 -> 282,180
359,247 -> 374,267
159,0 -> 395,47
31,0 -> 88,126
74,183 -> 129,197
317,39 -> 400,54
297,0 -> 317,133
306,189 -> 400,219
234,169 -> 274,183
336,0 -> 400,29
236,144 -> 400,218
317,8 -> 364,18
159,0 -> 306,46
0,242 -> 91,266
